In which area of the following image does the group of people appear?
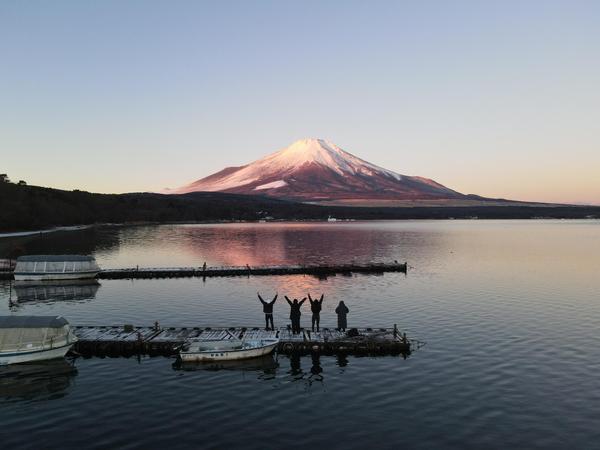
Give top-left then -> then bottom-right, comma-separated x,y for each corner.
257,292 -> 349,334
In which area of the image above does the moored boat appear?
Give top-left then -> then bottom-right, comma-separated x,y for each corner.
179,337 -> 279,362
0,316 -> 78,365
14,255 -> 100,281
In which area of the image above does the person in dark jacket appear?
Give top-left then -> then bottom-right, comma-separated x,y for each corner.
308,293 -> 324,332
285,295 -> 306,334
335,301 -> 349,331
257,292 -> 277,330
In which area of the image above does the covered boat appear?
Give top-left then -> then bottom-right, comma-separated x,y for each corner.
0,316 -> 78,365
14,255 -> 100,281
179,337 -> 279,362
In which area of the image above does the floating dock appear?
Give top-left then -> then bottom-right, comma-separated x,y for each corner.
98,262 -> 407,280
0,262 -> 407,280
71,325 -> 411,357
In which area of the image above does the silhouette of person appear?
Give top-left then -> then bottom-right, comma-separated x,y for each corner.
308,293 -> 324,332
285,295 -> 306,334
257,292 -> 277,330
335,301 -> 349,331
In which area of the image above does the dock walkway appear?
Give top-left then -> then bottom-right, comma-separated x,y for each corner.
97,262 -> 407,280
0,262 -> 407,280
72,325 -> 411,356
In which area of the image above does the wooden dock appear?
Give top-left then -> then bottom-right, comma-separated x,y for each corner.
97,262 -> 407,280
71,325 -> 411,357
0,262 -> 407,280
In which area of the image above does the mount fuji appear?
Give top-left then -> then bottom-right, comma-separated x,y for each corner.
167,139 -> 477,205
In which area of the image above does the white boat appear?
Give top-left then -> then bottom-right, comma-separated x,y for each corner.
327,216 -> 337,222
179,337 -> 279,362
14,255 -> 100,281
0,316 -> 78,365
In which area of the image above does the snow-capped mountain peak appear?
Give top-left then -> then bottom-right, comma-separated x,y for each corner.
262,138 -> 401,179
168,138 -> 463,203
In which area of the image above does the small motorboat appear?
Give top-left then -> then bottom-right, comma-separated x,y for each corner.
179,337 -> 279,363
0,316 -> 78,365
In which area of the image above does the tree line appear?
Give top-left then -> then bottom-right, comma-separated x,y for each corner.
0,180 -> 598,232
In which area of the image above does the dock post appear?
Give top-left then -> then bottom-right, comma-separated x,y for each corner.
393,324 -> 398,338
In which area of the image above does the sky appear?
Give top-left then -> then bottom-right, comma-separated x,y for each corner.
1,0 -> 599,204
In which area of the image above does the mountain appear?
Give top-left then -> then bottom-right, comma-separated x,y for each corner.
167,139 -> 474,205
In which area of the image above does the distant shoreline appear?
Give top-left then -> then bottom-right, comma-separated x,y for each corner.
1,216 -> 599,238
0,225 -> 92,239
1,181 -> 599,234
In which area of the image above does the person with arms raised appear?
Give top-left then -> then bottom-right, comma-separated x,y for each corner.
308,293 -> 324,332
257,292 -> 278,330
285,295 -> 306,334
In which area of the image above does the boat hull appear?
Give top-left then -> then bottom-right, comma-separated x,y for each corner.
180,341 -> 278,362
0,343 -> 74,365
13,271 -> 99,281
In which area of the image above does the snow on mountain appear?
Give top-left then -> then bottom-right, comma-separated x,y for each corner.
254,180 -> 288,190
168,138 -> 465,203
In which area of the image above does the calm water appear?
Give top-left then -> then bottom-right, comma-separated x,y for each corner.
1,221 -> 599,449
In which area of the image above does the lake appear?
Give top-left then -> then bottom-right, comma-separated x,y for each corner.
1,220 -> 599,449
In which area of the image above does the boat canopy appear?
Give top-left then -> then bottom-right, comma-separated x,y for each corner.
16,255 -> 95,262
0,316 -> 69,328
14,255 -> 100,275
0,316 -> 71,353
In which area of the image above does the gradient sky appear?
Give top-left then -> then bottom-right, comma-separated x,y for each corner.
1,1 -> 599,204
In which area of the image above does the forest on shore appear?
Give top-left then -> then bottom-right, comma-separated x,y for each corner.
1,181 -> 598,232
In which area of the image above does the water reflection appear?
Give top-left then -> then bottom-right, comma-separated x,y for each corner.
0,227 -> 121,260
0,359 -> 78,403
336,353 -> 348,368
284,353 -> 326,388
9,280 -> 100,307
289,353 -> 303,378
309,353 -> 323,381
173,354 -> 278,373
177,223 -> 414,267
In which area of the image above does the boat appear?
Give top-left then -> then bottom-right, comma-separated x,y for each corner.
327,215 -> 337,222
14,255 -> 100,281
0,316 -> 78,365
179,337 -> 279,362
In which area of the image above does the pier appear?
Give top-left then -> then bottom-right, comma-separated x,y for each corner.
0,262 -> 408,280
98,262 -> 407,280
71,325 -> 412,357
0,262 -> 407,280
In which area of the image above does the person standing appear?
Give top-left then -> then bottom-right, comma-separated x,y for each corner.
308,293 -> 324,332
335,301 -> 349,331
285,295 -> 306,334
258,292 -> 278,330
